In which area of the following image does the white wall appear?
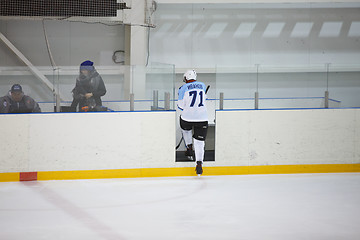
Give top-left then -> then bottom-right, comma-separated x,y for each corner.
2,4 -> 359,69
0,20 -> 125,66
149,4 -> 360,68
215,108 -> 360,167
0,111 -> 176,173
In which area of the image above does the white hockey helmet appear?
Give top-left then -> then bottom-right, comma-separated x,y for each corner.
183,69 -> 197,82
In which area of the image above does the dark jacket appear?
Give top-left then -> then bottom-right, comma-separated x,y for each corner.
0,93 -> 41,113
71,69 -> 106,111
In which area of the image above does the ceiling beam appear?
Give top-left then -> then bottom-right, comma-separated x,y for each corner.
0,31 -> 64,100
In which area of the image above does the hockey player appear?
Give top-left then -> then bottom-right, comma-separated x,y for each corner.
177,70 -> 208,175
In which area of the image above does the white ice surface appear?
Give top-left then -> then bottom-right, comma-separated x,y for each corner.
1,173 -> 360,240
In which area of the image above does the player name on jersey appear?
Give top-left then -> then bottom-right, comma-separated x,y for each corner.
187,84 -> 204,90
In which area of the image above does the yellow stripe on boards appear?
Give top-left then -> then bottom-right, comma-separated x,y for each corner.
37,164 -> 360,180
38,169 -> 142,181
37,167 -> 198,181
140,167 -> 196,178
205,164 -> 360,176
1,164 -> 359,182
203,166 -> 249,176
0,172 -> 19,182
247,164 -> 360,175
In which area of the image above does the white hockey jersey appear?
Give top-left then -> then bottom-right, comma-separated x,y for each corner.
177,81 -> 208,122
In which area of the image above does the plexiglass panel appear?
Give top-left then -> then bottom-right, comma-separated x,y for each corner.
54,63 -> 175,112
215,66 -> 257,110
0,64 -> 175,113
0,67 -> 55,113
216,64 -> 360,110
132,63 -> 175,111
328,65 -> 360,108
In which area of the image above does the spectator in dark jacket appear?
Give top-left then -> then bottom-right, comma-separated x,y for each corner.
71,60 -> 107,112
0,84 -> 41,113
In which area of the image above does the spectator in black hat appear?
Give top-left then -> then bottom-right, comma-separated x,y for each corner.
0,84 -> 41,114
70,60 -> 107,112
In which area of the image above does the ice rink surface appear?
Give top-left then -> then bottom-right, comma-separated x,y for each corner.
1,173 -> 360,240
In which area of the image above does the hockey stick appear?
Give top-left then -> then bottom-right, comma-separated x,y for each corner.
205,85 -> 210,95
175,136 -> 184,150
176,85 -> 210,150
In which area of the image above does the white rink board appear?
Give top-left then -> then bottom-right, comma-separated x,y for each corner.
1,109 -> 360,174
0,112 -> 176,172
215,108 -> 360,167
0,114 -> 30,172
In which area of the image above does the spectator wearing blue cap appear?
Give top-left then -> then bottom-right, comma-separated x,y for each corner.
0,84 -> 41,113
70,60 -> 107,112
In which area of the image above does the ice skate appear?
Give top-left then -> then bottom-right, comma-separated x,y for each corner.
185,144 -> 194,160
195,161 -> 203,176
